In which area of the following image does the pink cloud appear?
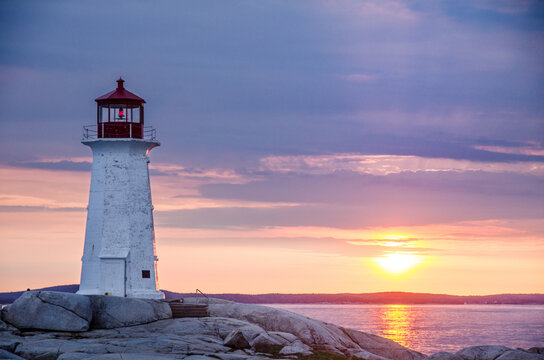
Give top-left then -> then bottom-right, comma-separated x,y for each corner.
259,153 -> 544,176
357,0 -> 419,21
474,142 -> 544,156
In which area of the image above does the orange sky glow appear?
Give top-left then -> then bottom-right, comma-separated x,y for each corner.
2,1 -> 544,297
1,161 -> 542,295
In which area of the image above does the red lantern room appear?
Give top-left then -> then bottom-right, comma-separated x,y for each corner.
94,78 -> 146,139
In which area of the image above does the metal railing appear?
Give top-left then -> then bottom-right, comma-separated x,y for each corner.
82,125 -> 98,139
196,289 -> 209,305
82,124 -> 157,140
143,126 -> 157,140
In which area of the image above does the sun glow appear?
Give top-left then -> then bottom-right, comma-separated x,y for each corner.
374,252 -> 422,275
378,234 -> 409,240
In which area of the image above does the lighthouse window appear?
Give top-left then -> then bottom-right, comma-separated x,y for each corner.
142,270 -> 151,278
100,107 -> 108,123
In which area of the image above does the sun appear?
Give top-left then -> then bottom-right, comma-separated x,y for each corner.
373,252 -> 422,275
378,234 -> 409,241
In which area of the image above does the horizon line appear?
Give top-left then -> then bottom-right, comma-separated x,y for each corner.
1,284 -> 543,298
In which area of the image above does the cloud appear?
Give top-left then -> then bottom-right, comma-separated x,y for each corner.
258,153 -> 544,176
155,218 -> 543,244
473,142 -> 544,156
10,160 -> 91,172
152,218 -> 543,265
160,234 -> 438,259
1,1 -> 543,170
199,168 -> 544,204
156,184 -> 544,229
149,163 -> 255,184
323,0 -> 419,21
0,205 -> 83,212
358,0 -> 419,20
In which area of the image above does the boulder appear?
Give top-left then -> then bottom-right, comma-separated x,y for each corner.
0,319 -> 11,331
14,339 -> 86,360
250,332 -> 283,353
57,355 -> 102,360
279,340 -> 313,356
58,354 -> 180,360
213,353 -> 261,360
223,329 -> 250,349
88,296 -> 171,329
426,352 -> 465,360
0,317 -> 21,336
268,331 -> 297,344
230,323 -> 267,344
0,305 -> 8,321
496,350 -> 544,360
349,349 -> 392,360
0,349 -> 26,360
456,346 -> 512,360
3,291 -> 92,332
0,332 -> 22,353
342,327 -> 425,360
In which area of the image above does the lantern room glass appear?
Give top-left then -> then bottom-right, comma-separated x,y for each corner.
99,104 -> 142,124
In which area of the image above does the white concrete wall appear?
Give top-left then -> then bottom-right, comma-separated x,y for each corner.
77,139 -> 164,299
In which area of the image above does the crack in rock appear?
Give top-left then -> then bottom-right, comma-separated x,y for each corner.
36,292 -> 89,323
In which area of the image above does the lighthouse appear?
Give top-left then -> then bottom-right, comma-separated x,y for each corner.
77,78 -> 164,299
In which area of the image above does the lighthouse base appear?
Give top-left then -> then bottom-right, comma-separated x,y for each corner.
128,290 -> 165,300
76,288 -> 102,296
76,288 -> 164,300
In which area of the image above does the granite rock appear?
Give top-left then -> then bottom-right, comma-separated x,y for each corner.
426,351 -> 465,360
0,348 -> 26,360
3,291 -> 92,332
496,350 -> 544,360
4,296 -> 537,360
250,332 -> 283,352
456,346 -> 512,360
279,340 -> 313,356
0,319 -> 16,332
88,295 -> 171,329
0,332 -> 22,353
0,305 -> 9,322
223,329 -> 250,349
58,354 -> 180,360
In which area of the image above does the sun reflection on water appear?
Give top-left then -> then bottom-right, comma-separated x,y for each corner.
376,305 -> 417,350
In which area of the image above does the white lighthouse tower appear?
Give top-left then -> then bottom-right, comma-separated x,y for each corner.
77,78 -> 164,299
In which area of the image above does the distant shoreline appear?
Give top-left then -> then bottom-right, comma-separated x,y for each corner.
1,284 -> 543,305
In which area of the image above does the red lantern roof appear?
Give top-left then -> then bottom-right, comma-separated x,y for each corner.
95,78 -> 146,104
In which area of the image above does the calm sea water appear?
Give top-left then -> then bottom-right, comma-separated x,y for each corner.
271,304 -> 544,355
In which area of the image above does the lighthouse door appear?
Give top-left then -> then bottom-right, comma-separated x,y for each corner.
101,259 -> 126,297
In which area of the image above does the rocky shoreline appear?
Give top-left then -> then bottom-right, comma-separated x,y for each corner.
0,291 -> 542,360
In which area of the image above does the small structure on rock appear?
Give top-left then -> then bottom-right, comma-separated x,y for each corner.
77,78 -> 163,299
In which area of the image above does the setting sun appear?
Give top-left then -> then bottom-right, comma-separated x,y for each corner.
374,252 -> 422,275
378,234 -> 409,241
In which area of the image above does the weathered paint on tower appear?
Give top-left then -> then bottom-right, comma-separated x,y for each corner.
77,79 -> 163,299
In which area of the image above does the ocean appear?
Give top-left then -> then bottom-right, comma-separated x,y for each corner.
271,304 -> 544,355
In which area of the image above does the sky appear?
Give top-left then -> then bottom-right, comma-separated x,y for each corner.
0,0 -> 543,295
